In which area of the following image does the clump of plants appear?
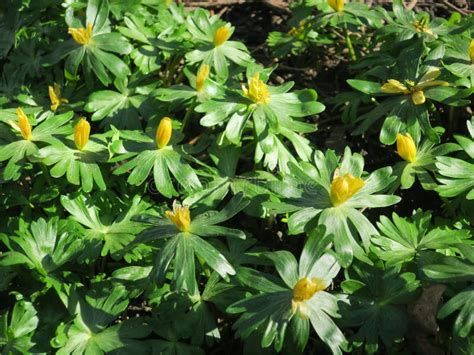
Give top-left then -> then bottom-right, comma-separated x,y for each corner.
0,0 -> 473,354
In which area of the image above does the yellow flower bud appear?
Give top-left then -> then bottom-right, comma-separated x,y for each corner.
156,117 -> 172,149
213,26 -> 231,47
469,39 -> 474,64
288,20 -> 306,37
48,83 -> 69,111
396,133 -> 417,163
16,108 -> 32,140
74,118 -> 90,150
327,0 -> 345,12
381,79 -> 409,94
411,89 -> 425,105
196,64 -> 210,93
330,173 -> 365,206
165,202 -> 191,232
68,22 -> 93,45
293,277 -> 326,302
242,73 -> 270,104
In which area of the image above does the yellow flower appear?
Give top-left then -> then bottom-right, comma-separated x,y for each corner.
196,64 -> 210,93
330,172 -> 365,206
327,0 -> 345,12
288,20 -> 306,37
242,73 -> 270,104
16,108 -> 32,140
68,22 -> 93,45
156,117 -> 172,149
292,277 -> 326,318
396,133 -> 417,163
381,68 -> 448,106
411,89 -> 425,105
380,79 -> 410,94
48,83 -> 69,111
412,19 -> 433,35
74,118 -> 90,150
213,26 -> 231,47
469,39 -> 474,64
293,277 -> 326,302
165,202 -> 191,232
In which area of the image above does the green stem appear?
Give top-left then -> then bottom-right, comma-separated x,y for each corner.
40,163 -> 53,187
448,106 -> 455,135
99,255 -> 107,273
182,97 -> 197,132
165,55 -> 181,86
343,22 -> 356,62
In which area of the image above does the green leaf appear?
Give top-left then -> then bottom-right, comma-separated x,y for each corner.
299,226 -> 333,277
308,300 -> 346,355
372,211 -> 470,266
90,47 -> 131,79
91,33 -> 132,55
189,233 -> 235,278
52,283 -> 150,354
421,253 -> 474,282
264,251 -> 299,288
347,80 -> 381,95
0,218 -> 83,275
84,90 -> 142,129
0,298 -> 38,354
341,264 -> 420,352
438,286 -> 474,338
191,192 -> 249,227
61,193 -> 150,258
235,267 -> 287,293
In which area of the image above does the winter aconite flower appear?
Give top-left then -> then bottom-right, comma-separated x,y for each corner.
470,39 -> 474,64
1,111 -> 74,181
293,277 -> 326,302
195,65 -> 210,93
165,202 -> 191,232
288,20 -> 306,37
198,64 -> 324,172
327,0 -> 344,12
412,18 -> 433,35
292,277 -> 327,318
185,11 -> 251,79
68,22 -> 93,45
16,108 -> 32,140
266,148 -> 400,266
37,114 -> 107,193
156,117 -> 172,149
396,133 -> 417,163
228,231 -> 346,353
138,194 -> 247,292
242,73 -> 270,104
213,26 -> 231,47
74,118 -> 90,150
114,116 -> 201,197
330,172 -> 365,206
381,68 -> 449,105
48,83 -> 68,111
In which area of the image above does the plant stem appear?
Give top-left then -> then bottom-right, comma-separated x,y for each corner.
40,163 -> 53,186
343,22 -> 356,62
182,97 -> 197,132
448,106 -> 455,135
166,55 -> 181,86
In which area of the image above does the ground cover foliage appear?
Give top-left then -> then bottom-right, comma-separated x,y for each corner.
0,0 -> 473,353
